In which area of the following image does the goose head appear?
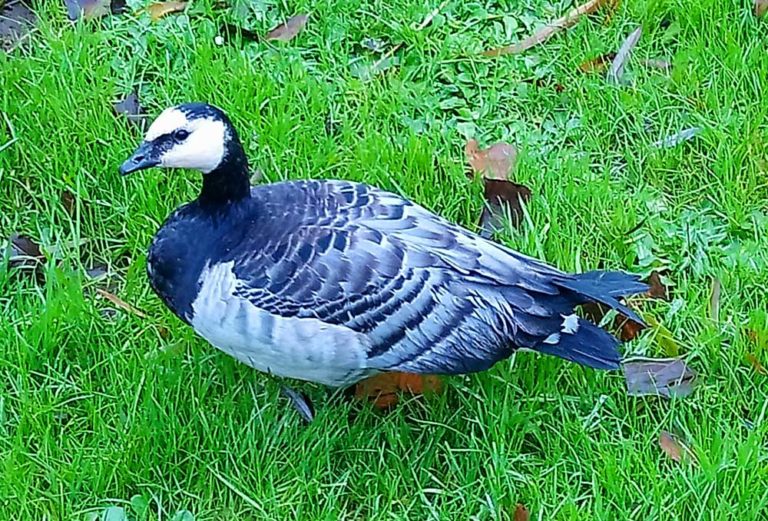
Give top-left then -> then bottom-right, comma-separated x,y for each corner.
119,102 -> 242,176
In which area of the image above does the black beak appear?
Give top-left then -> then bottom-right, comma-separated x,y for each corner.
119,142 -> 160,176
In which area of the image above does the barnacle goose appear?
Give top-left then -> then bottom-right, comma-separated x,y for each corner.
120,103 -> 647,387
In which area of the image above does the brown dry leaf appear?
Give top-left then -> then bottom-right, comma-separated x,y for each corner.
580,302 -> 645,341
513,503 -> 531,521
95,288 -> 148,319
265,13 -> 308,42
147,1 -> 187,21
623,356 -> 697,398
756,0 -> 768,17
1,0 -> 36,51
354,372 -> 442,409
646,270 -> 668,300
483,0 -> 609,57
465,139 -> 531,237
607,25 -> 642,84
513,503 -> 530,521
659,431 -> 684,462
465,139 -> 517,180
219,21 -> 260,43
579,53 -> 616,73
745,353 -> 767,375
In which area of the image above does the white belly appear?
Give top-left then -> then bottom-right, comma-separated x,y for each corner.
190,262 -> 373,386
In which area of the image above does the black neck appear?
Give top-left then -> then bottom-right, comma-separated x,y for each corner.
198,138 -> 251,206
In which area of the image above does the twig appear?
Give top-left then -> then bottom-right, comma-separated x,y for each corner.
483,0 -> 610,57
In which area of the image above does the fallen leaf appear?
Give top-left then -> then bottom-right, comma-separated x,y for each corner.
465,139 -> 518,180
354,372 -> 442,409
95,288 -> 147,319
465,139 -> 531,236
265,13 -> 308,42
64,0 -> 119,20
709,277 -> 721,323
113,91 -> 148,129
147,1 -> 187,21
6,233 -> 45,282
606,25 -> 642,84
580,302 -> 645,341
218,22 -> 260,43
479,180 -> 532,238
645,270 -> 668,300
0,0 -> 36,52
513,503 -> 530,521
756,0 -> 768,17
280,386 -> 314,423
623,356 -> 697,398
659,431 -> 683,462
745,353 -> 767,375
578,53 -> 616,73
483,0 -> 610,57
170,510 -> 194,521
652,127 -> 702,148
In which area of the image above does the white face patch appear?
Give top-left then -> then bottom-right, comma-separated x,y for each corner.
144,108 -> 227,173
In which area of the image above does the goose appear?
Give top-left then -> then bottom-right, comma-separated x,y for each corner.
119,102 -> 647,388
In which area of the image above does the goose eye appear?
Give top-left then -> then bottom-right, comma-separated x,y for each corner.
174,129 -> 189,141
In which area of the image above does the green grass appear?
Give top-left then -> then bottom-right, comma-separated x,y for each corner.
2,0 -> 768,519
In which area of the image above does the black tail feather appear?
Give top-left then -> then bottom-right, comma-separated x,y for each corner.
555,270 -> 648,326
534,317 -> 621,370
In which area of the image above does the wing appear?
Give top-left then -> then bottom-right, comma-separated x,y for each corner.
224,180 -> 572,374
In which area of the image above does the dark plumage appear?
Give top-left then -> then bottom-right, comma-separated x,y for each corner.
121,103 -> 647,387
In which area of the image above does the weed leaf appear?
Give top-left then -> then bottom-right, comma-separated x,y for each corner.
709,277 -> 721,322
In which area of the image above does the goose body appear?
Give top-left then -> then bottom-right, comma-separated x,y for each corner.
122,103 -> 647,387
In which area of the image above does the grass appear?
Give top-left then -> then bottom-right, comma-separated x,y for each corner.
1,0 -> 768,518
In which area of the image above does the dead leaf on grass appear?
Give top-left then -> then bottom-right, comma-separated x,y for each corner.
265,13 -> 308,42
606,25 -> 642,84
95,288 -> 147,319
5,233 -> 45,283
64,0 -> 124,21
483,0 -> 610,57
147,1 -> 187,21
623,356 -> 697,398
465,139 -> 531,236
0,0 -> 36,52
114,91 -> 148,129
513,503 -> 530,521
646,270 -> 668,300
578,53 -> 616,73
756,0 -> 768,17
659,431 -> 685,462
745,353 -> 767,375
354,372 -> 442,409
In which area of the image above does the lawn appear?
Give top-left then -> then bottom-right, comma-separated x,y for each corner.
1,0 -> 768,519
